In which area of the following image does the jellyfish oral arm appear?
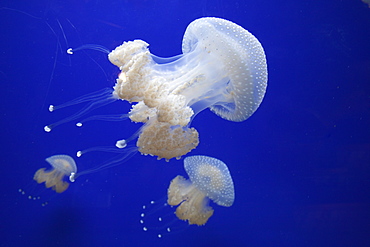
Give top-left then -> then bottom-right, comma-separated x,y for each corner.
44,88 -> 116,132
167,175 -> 214,226
184,155 -> 235,207
67,44 -> 110,55
72,147 -> 138,180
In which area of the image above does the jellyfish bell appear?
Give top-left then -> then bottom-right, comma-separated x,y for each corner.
44,17 -> 267,161
167,155 -> 235,226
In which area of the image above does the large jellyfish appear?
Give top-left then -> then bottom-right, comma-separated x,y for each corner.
167,155 -> 234,225
108,17 -> 267,160
34,154 -> 77,193
45,17 -> 267,162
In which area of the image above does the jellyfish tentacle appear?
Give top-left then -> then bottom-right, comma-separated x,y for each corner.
76,113 -> 129,127
44,88 -> 116,132
67,44 -> 110,54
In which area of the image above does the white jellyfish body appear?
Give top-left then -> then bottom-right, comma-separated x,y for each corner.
108,17 -> 267,160
45,17 -> 267,161
167,155 -> 235,225
184,155 -> 235,207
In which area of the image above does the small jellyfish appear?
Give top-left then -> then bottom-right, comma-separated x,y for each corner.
34,154 -> 77,193
167,155 -> 235,225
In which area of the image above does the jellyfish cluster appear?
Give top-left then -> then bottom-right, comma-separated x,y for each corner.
33,17 -> 267,230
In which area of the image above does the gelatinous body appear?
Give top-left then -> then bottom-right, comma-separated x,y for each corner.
34,155 -> 77,193
106,17 -> 267,160
167,155 -> 234,225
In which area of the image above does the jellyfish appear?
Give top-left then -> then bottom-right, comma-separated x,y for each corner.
45,17 -> 267,161
167,155 -> 235,225
34,154 -> 77,193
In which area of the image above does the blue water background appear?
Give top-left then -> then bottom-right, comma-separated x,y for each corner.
0,0 -> 369,246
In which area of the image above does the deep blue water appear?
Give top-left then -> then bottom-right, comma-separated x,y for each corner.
1,0 -> 369,246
